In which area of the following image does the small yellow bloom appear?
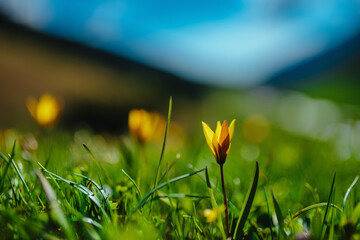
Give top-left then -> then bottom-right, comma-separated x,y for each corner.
203,209 -> 218,223
203,206 -> 225,223
26,94 -> 61,128
202,120 -> 235,165
128,109 -> 165,144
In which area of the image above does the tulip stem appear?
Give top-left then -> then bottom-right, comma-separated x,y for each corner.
220,164 -> 230,237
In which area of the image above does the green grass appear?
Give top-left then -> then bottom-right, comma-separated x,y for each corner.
1,98 -> 360,239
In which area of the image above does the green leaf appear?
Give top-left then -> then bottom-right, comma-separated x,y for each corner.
72,172 -> 114,218
82,143 -> 110,183
320,172 -> 336,239
149,96 -> 172,213
38,162 -> 110,222
0,152 -> 11,191
121,168 -> 142,199
264,188 -> 274,240
0,141 -> 31,197
82,143 -> 97,162
133,167 -> 206,213
145,193 -> 208,204
329,189 -> 336,240
158,154 -> 181,184
271,190 -> 285,239
351,202 -> 360,224
81,217 -> 103,229
292,202 -> 342,219
233,161 -> 259,239
343,176 -> 358,210
153,97 -> 172,191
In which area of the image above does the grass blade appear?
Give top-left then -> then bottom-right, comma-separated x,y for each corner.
320,172 -> 336,239
292,202 -> 342,219
82,143 -> 97,162
343,176 -> 358,210
0,152 -> 12,191
133,167 -> 206,213
81,217 -> 103,229
10,157 -> 31,195
153,97 -> 172,192
122,169 -> 142,199
72,172 -> 107,199
35,169 -> 74,240
328,188 -> 336,240
38,162 -> 110,222
158,154 -> 181,184
0,141 -> 31,196
293,202 -> 342,219
288,210 -> 295,237
82,143 -> 110,183
271,190 -> 285,239
149,96 -> 172,213
145,193 -> 208,204
72,172 -> 114,218
233,161 -> 259,239
264,188 -> 274,240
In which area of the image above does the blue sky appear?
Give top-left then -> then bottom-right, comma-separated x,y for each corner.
1,0 -> 360,86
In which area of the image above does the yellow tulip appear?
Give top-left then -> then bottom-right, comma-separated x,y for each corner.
202,120 -> 235,165
202,119 -> 236,237
26,94 -> 61,128
128,109 -> 164,145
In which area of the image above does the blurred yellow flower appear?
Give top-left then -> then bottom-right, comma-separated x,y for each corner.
203,206 -> 225,223
128,109 -> 165,144
202,120 -> 235,165
26,94 -> 61,128
203,209 -> 217,223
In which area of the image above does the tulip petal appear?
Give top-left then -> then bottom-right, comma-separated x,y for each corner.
212,131 -> 220,161
219,120 -> 229,146
218,121 -> 230,164
202,121 -> 215,155
215,121 -> 222,141
226,143 -> 232,154
229,119 -> 236,141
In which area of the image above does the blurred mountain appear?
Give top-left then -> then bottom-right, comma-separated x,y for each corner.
268,31 -> 360,105
1,0 -> 359,86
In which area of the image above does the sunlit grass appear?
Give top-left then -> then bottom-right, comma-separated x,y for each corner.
0,95 -> 359,240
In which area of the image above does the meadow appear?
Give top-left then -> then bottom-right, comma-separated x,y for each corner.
0,90 -> 359,240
